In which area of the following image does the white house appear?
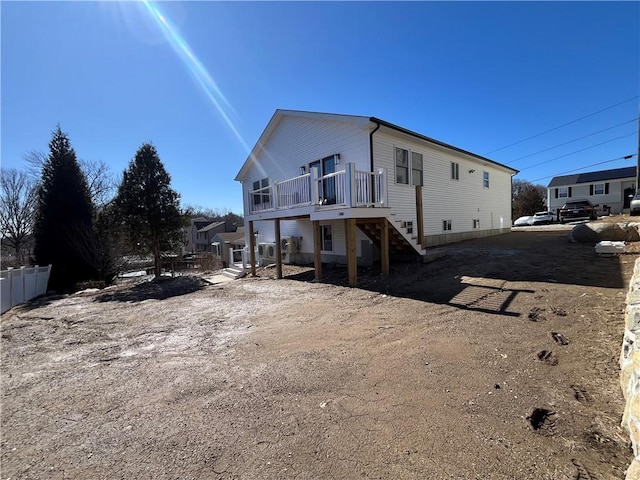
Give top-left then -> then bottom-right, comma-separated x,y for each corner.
235,110 -> 517,285
547,166 -> 636,215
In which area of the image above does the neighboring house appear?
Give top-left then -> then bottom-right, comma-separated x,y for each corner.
547,166 -> 636,215
185,217 -> 238,254
235,109 -> 518,285
185,217 -> 214,253
211,227 -> 246,267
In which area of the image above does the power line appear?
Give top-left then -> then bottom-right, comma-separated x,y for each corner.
511,118 -> 637,164
484,95 -> 639,155
528,154 -> 636,183
518,131 -> 637,172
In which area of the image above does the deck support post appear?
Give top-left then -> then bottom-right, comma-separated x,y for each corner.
345,218 -> 357,286
380,218 -> 389,276
274,218 -> 282,279
313,220 -> 322,281
415,185 -> 424,246
248,221 -> 256,276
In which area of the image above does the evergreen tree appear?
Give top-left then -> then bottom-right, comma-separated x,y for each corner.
33,126 -> 96,291
114,143 -> 185,277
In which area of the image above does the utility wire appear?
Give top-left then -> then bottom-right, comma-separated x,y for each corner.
518,131 -> 637,172
484,95 -> 639,155
529,154 -> 636,183
511,118 -> 637,164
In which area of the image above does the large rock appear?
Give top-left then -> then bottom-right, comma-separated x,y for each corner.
571,222 -> 640,243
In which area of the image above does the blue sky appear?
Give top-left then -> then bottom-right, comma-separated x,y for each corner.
2,1 -> 638,214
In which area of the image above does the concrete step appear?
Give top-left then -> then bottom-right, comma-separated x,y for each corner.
222,267 -> 246,280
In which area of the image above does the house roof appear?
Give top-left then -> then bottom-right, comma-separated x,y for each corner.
198,221 -> 225,233
547,166 -> 637,188
370,117 -> 518,174
235,109 -> 517,181
213,227 -> 246,245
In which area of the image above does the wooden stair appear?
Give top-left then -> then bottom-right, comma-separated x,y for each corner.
356,219 -> 422,256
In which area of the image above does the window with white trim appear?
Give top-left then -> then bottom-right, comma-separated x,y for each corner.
483,171 -> 490,189
395,147 -> 409,184
594,183 -> 605,195
411,152 -> 423,186
558,187 -> 568,198
252,178 -> 270,208
443,220 -> 452,231
395,146 -> 424,185
321,225 -> 333,252
451,162 -> 459,180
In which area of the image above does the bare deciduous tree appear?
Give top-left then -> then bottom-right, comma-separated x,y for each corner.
0,168 -> 38,265
24,150 -> 115,208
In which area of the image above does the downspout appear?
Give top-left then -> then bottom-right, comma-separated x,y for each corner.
369,118 -> 381,173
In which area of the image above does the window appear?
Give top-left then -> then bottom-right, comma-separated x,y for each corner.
591,183 -> 609,195
411,152 -> 423,186
396,146 -> 425,185
321,225 -> 333,251
558,187 -> 568,198
443,220 -> 452,231
451,162 -> 459,180
473,219 -> 480,229
401,221 -> 413,234
252,178 -> 270,208
395,147 -> 409,184
483,171 -> 490,189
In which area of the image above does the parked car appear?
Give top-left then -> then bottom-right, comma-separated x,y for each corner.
531,211 -> 556,225
513,215 -> 534,226
630,191 -> 640,216
559,199 -> 597,223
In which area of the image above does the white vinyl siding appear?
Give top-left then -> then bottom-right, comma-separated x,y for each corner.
241,115 -> 370,217
372,128 -> 513,237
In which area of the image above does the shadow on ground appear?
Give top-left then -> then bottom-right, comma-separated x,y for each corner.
95,276 -> 207,303
283,230 -> 626,318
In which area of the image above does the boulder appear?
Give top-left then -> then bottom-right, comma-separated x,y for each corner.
571,222 -> 640,243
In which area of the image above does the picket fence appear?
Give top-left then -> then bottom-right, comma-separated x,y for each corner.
0,265 -> 52,314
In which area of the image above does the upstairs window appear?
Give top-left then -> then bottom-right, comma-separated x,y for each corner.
557,187 -> 569,198
451,162 -> 459,180
395,147 -> 409,184
252,178 -> 270,208
483,171 -> 490,189
411,152 -> 423,186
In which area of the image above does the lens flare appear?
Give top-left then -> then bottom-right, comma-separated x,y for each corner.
141,0 -> 251,153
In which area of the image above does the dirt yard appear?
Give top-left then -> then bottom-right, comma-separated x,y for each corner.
1,227 -> 637,479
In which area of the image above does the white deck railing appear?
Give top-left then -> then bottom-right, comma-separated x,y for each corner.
248,163 -> 387,214
1,265 -> 52,314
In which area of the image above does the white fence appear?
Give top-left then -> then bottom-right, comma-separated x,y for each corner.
0,265 -> 52,314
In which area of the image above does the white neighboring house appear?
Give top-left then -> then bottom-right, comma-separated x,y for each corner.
547,166 -> 636,215
234,109 -> 518,285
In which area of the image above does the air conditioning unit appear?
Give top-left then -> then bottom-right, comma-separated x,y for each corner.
281,236 -> 300,253
258,243 -> 277,261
